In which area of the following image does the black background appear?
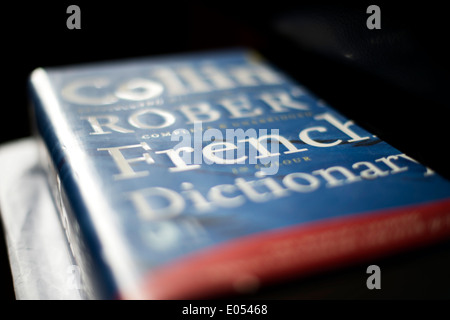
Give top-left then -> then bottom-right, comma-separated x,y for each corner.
1,1 -> 449,300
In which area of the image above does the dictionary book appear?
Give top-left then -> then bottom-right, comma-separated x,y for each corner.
29,49 -> 450,299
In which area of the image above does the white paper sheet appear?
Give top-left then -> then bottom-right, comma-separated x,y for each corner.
0,138 -> 85,299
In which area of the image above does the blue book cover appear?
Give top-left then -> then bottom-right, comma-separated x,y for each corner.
29,49 -> 450,299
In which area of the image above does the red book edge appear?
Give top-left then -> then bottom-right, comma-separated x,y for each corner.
123,198 -> 450,299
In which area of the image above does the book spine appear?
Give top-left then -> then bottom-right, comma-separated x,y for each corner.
29,69 -> 118,299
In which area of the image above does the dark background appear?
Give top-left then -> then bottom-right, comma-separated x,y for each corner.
1,1 -> 449,300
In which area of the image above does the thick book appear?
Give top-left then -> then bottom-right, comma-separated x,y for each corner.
29,49 -> 450,299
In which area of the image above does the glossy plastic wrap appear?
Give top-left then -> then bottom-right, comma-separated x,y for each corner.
28,49 -> 450,299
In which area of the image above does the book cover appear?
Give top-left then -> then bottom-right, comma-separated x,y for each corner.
29,49 -> 450,299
